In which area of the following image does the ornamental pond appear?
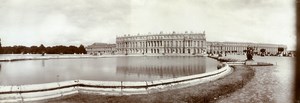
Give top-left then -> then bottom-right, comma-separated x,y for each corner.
0,55 -> 220,85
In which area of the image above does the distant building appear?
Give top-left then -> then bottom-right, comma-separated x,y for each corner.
85,43 -> 116,55
206,41 -> 287,55
116,31 -> 207,54
90,31 -> 288,56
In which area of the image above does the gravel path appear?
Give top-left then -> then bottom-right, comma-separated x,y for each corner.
216,56 -> 294,103
217,66 -> 293,103
217,66 -> 278,103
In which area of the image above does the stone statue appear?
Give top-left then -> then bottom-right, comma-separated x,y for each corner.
246,46 -> 254,60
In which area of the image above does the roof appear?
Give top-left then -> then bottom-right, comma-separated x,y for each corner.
86,43 -> 116,49
207,41 -> 287,48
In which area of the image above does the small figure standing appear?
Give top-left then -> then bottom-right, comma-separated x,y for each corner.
246,46 -> 254,60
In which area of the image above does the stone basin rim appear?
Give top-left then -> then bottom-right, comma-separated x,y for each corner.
0,64 -> 231,94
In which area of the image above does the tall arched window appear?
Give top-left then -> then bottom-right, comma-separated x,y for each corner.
160,41 -> 162,46
167,41 -> 169,47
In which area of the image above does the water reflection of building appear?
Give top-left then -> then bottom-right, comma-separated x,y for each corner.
85,43 -> 116,55
207,41 -> 287,55
116,57 -> 206,78
116,31 -> 207,54
116,65 -> 206,78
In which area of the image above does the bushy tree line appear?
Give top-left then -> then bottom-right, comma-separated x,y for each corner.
0,42 -> 2,54
0,44 -> 87,54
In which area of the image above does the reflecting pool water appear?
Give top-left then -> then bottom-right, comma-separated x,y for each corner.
0,56 -> 219,85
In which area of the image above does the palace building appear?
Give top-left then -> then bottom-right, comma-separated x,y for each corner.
115,31 -> 207,55
86,31 -> 288,56
207,41 -> 287,55
85,43 -> 116,55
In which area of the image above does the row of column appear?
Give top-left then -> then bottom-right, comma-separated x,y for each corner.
208,45 -> 285,55
119,48 -> 205,54
117,40 -> 204,48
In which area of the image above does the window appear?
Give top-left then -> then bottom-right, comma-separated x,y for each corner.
179,41 -> 182,47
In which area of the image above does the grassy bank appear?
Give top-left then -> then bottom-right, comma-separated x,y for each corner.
44,66 -> 255,103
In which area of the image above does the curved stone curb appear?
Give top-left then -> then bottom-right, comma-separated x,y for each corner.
0,64 -> 232,103
208,56 -> 274,66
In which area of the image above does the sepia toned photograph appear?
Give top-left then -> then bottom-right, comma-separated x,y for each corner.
0,0 -> 298,102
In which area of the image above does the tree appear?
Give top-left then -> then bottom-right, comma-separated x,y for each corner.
12,45 -> 27,54
30,46 -> 39,54
277,47 -> 285,56
260,48 -> 266,53
278,47 -> 284,53
0,39 -> 2,54
39,44 -> 46,54
78,44 -> 87,54
1,44 -> 88,54
68,45 -> 78,54
260,48 -> 266,56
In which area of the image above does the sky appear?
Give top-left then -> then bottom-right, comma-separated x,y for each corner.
0,0 -> 296,50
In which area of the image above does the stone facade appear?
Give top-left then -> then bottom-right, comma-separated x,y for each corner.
86,32 -> 288,56
85,43 -> 116,55
207,41 -> 287,55
116,32 -> 207,55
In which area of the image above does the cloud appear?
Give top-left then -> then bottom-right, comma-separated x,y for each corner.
0,0 -> 131,46
0,0 -> 296,50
